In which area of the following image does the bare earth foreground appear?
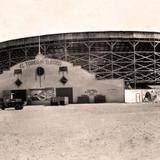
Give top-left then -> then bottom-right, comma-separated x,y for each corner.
0,103 -> 160,160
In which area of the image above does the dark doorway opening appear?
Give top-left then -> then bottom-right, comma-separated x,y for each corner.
56,88 -> 73,103
11,90 -> 27,102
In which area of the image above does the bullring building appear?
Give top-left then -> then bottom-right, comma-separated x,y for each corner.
0,31 -> 160,104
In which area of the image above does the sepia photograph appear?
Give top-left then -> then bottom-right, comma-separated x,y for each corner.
0,0 -> 160,159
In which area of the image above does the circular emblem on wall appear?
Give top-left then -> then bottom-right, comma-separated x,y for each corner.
36,67 -> 45,76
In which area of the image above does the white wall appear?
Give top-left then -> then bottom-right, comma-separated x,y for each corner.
0,58 -> 124,103
125,89 -> 160,103
125,90 -> 142,103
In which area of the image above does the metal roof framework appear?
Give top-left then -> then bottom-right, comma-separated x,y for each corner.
1,31 -> 160,88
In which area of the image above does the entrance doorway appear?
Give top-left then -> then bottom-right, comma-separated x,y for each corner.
11,90 -> 27,102
56,88 -> 73,103
136,93 -> 141,103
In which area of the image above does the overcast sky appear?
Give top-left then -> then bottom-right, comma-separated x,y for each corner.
0,0 -> 160,42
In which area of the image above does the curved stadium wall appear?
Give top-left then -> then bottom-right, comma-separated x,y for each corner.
0,31 -> 160,88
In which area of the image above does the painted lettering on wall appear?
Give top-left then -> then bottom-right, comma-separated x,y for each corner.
19,59 -> 62,69
107,89 -> 118,95
85,89 -> 98,96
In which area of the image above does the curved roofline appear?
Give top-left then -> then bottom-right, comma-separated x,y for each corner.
3,30 -> 160,42
1,31 -> 160,49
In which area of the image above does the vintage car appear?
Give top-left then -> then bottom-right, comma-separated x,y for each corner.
0,98 -> 24,110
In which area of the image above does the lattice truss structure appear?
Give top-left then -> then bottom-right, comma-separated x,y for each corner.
0,34 -> 160,88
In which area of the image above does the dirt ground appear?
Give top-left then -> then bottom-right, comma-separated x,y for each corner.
0,103 -> 160,160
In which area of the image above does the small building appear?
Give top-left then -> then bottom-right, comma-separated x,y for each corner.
125,89 -> 160,103
0,54 -> 124,105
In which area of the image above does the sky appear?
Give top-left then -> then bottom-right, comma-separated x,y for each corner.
0,0 -> 160,42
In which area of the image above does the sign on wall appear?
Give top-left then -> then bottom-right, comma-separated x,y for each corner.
19,59 -> 62,69
29,88 -> 55,104
85,89 -> 98,96
142,90 -> 160,102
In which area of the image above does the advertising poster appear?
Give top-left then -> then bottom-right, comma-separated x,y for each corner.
30,88 -> 55,105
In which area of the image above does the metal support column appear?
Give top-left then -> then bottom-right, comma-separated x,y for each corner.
88,46 -> 91,73
110,42 -> 114,79
64,43 -> 69,62
133,42 -> 137,89
43,45 -> 47,56
84,42 -> 94,73
8,51 -> 11,69
153,42 -> 158,84
24,48 -> 28,61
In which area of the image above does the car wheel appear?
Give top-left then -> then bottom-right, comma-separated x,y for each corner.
15,104 -> 20,110
19,106 -> 23,110
1,106 -> 5,110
